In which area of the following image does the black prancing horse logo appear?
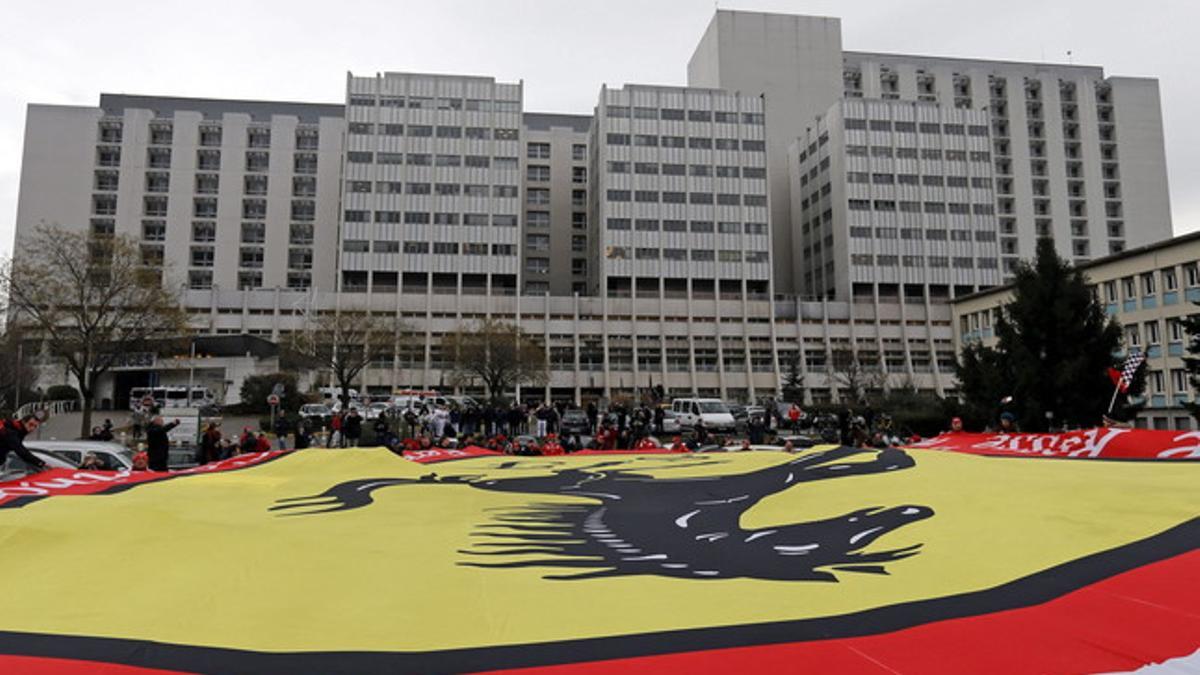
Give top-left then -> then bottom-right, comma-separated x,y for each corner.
271,447 -> 934,581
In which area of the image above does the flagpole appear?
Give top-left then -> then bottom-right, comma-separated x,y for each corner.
1107,384 -> 1120,414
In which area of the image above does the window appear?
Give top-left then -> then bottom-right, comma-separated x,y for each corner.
607,133 -> 630,145
527,188 -> 550,205
289,223 -> 313,245
192,221 -> 216,242
190,247 -> 214,268
239,247 -> 264,268
241,221 -> 265,244
526,165 -> 551,182
527,143 -> 551,159
572,144 -> 587,160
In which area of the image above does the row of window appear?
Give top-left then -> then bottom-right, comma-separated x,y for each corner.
845,146 -> 992,162
96,146 -> 319,173
347,95 -> 520,112
97,121 -> 317,149
605,106 -> 764,125
849,254 -> 998,269
344,210 -> 518,226
847,173 -> 993,188
605,133 -> 765,151
1102,265 -> 1200,301
844,119 -> 989,136
187,269 -> 313,291
93,194 -> 318,220
98,172 -> 319,198
605,248 -> 769,263
606,218 -> 767,234
605,190 -> 767,206
346,151 -> 518,169
848,226 -> 997,242
606,161 -> 766,179
528,142 -> 588,161
342,240 -> 518,256
848,199 -> 996,215
346,181 -> 519,197
347,122 -> 519,140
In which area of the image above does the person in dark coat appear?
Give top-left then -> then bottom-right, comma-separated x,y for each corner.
0,414 -> 47,472
145,416 -> 180,472
200,422 -> 222,464
343,409 -> 363,447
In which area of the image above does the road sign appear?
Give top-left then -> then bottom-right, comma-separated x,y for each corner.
271,382 -> 285,397
267,394 -> 280,407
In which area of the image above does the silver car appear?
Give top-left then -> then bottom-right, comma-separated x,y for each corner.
1,448 -> 78,482
26,441 -> 133,471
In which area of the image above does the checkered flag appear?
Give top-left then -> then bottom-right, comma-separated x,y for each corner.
1108,352 -> 1146,395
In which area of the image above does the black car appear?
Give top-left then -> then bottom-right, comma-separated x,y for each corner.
560,409 -> 591,435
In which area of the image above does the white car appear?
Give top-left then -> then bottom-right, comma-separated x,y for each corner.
364,402 -> 392,420
26,441 -> 133,471
661,410 -> 682,434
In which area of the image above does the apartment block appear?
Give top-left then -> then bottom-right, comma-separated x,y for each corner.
590,84 -> 771,300
340,72 -> 524,296
791,99 -> 1002,300
15,95 -> 345,291
689,10 -> 1172,295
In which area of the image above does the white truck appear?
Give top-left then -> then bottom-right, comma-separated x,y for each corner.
670,398 -> 737,433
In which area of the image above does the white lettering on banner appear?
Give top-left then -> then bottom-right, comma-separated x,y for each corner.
969,428 -> 1129,457
1158,431 -> 1200,459
0,485 -> 49,497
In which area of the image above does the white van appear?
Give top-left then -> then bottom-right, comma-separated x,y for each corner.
670,398 -> 737,433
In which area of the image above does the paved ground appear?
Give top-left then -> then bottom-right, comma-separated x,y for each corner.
31,410 -> 262,446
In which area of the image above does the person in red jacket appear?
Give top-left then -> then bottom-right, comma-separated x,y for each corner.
255,432 -> 273,453
668,436 -> 689,453
634,436 -> 659,451
541,434 -> 564,456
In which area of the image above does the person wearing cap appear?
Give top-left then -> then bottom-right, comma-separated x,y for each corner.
998,412 -> 1018,433
949,417 -> 965,433
668,436 -> 689,453
131,451 -> 150,471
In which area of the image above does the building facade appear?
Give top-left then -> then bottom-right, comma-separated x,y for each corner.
688,10 -> 1172,296
521,113 -> 591,295
954,231 -> 1200,430
11,9 -> 1177,409
791,98 -> 1002,300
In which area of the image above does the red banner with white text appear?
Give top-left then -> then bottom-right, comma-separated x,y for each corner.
908,428 -> 1200,460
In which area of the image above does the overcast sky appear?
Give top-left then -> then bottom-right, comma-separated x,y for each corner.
3,0 -> 1196,258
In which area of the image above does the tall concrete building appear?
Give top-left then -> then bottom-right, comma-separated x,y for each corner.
15,95 -> 345,292
590,84 -> 771,301
790,98 -> 1002,300
340,72 -> 524,296
689,9 -> 1172,296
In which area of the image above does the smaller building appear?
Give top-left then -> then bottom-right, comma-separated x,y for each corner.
32,334 -> 283,409
953,231 -> 1200,430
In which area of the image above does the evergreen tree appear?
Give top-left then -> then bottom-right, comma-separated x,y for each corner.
1179,308 -> 1200,421
781,354 -> 805,403
955,238 -> 1122,431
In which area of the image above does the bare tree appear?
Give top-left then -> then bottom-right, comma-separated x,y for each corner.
830,348 -> 885,406
443,319 -> 548,404
289,307 -> 399,409
0,225 -> 189,436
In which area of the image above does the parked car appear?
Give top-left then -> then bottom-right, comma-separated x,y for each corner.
560,409 -> 591,436
364,402 -> 392,420
299,403 -> 333,426
1,448 -> 78,482
670,398 -> 737,433
26,441 -> 132,471
661,410 -> 682,434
